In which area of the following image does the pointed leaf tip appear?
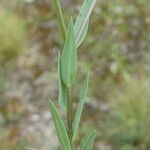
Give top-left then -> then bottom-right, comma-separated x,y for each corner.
74,0 -> 97,47
61,18 -> 77,87
73,72 -> 90,138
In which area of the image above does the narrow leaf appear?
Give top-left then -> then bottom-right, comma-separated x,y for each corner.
73,72 -> 90,138
79,131 -> 96,150
75,22 -> 88,48
58,53 -> 67,111
61,18 -> 77,87
48,100 -> 71,150
74,0 -> 96,47
52,0 -> 67,41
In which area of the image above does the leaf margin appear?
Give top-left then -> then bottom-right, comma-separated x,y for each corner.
73,72 -> 90,139
79,130 -> 96,150
61,18 -> 77,88
48,99 -> 71,150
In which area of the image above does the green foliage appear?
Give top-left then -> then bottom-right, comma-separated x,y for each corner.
73,73 -> 89,139
79,131 -> 96,150
49,0 -> 96,149
52,0 -> 66,40
58,53 -> 67,110
82,0 -> 149,101
48,100 -> 71,150
1,0 -> 149,149
74,0 -> 96,47
60,19 -> 77,88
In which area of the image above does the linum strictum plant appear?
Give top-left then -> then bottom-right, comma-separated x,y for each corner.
49,0 -> 97,150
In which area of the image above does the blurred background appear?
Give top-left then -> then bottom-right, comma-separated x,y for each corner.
0,0 -> 150,150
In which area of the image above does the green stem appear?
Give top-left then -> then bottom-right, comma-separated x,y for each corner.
67,87 -> 74,149
53,0 -> 67,41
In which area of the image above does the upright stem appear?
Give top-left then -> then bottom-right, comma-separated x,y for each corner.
67,87 -> 74,149
53,0 -> 67,41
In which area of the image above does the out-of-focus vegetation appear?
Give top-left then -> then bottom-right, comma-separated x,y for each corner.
0,10 -> 26,63
0,0 -> 149,149
100,75 -> 150,150
0,3 -> 27,150
0,8 -> 26,92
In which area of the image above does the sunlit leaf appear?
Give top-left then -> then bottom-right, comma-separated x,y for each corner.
73,72 -> 89,138
61,18 -> 77,87
79,131 -> 96,150
48,100 -> 71,150
74,0 -> 96,47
